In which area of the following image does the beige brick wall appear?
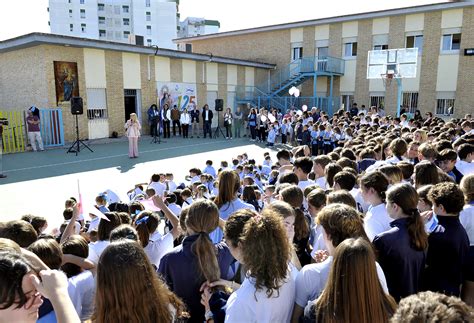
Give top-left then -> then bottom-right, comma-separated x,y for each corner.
170,58 -> 183,83
195,61 -> 207,108
418,11 -> 442,115
328,23 -> 342,102
301,26 -> 316,96
354,19 -> 372,107
105,50 -> 125,138
0,46 -> 48,110
455,6 -> 474,117
140,55 -> 156,135
191,30 -> 292,70
385,15 -> 406,116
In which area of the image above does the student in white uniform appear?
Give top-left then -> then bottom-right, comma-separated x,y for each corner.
222,212 -> 295,323
291,204 -> 389,323
360,171 -> 393,241
313,155 -> 331,189
294,156 -> 315,191
86,212 -> 122,265
460,174 -> 474,303
134,196 -> 180,268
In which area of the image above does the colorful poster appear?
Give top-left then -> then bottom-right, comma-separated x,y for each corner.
53,61 -> 80,104
157,82 -> 197,111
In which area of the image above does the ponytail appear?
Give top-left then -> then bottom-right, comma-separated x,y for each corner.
192,232 -> 220,283
294,208 -> 310,240
135,219 -> 150,248
405,208 -> 428,251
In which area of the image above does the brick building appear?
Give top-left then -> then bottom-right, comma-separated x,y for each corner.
175,1 -> 474,118
0,33 -> 273,142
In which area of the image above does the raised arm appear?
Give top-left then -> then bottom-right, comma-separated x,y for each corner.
153,195 -> 180,239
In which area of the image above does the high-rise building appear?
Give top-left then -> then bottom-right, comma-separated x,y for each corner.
48,0 -> 179,49
178,17 -> 220,38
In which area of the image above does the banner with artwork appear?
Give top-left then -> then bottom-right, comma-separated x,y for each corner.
53,61 -> 80,104
157,82 -> 197,111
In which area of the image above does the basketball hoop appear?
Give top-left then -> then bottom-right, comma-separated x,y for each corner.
381,72 -> 394,89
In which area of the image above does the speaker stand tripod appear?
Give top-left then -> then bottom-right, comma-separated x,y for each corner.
67,115 -> 93,156
213,110 -> 226,139
150,119 -> 166,144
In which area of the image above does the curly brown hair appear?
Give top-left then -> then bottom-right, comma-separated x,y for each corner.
240,211 -> 291,298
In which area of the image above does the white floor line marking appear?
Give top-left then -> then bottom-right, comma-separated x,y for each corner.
4,140 -> 237,173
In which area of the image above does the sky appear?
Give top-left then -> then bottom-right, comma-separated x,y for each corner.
0,0 -> 446,41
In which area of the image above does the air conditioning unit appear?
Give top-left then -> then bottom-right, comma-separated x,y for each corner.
128,34 -> 144,46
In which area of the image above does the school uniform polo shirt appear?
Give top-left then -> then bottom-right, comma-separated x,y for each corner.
364,203 -> 392,242
373,217 -> 426,301
209,198 -> 255,243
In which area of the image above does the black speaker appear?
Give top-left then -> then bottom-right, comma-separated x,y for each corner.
215,99 -> 224,112
71,97 -> 84,115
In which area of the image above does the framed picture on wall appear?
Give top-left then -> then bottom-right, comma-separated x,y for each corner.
53,61 -> 80,104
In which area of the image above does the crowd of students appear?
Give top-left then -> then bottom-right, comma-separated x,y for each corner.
1,105 -> 474,323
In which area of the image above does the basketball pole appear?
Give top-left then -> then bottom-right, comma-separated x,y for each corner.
396,78 -> 402,118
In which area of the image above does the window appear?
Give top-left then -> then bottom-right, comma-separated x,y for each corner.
123,18 -> 130,26
436,98 -> 455,115
185,43 -> 192,53
98,17 -> 105,25
115,18 -> 121,27
99,30 -> 106,37
370,96 -> 385,109
146,0 -> 151,7
146,25 -> 152,35
317,46 -> 328,57
80,0 -> 85,4
124,31 -> 130,39
146,12 -> 151,21
147,39 -> 152,46
341,95 -> 354,111
316,46 -> 328,70
291,47 -> 303,61
115,31 -> 121,39
80,9 -> 85,18
81,23 -> 86,33
69,24 -> 73,32
123,5 -> 129,13
114,5 -> 120,14
373,44 -> 388,50
442,33 -> 462,51
402,92 -> 419,114
344,42 -> 357,57
406,35 -> 424,53
98,3 -> 104,11
69,9 -> 73,18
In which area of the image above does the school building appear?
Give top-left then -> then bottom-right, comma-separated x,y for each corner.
0,32 -> 274,149
175,1 -> 474,118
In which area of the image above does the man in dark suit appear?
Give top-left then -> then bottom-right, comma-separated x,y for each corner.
202,104 -> 213,139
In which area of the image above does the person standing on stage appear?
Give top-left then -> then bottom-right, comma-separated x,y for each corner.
180,108 -> 191,139
26,106 -> 44,152
202,104 -> 213,139
190,104 -> 200,138
125,113 -> 141,158
171,105 -> 181,137
234,106 -> 243,138
224,107 -> 233,139
162,104 -> 171,138
147,104 -> 159,137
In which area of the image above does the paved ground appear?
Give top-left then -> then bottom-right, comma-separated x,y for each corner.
0,135 -> 279,231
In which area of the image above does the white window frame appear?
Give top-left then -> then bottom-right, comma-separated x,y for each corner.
441,33 -> 462,53
98,16 -> 105,25
146,0 -> 151,7
147,39 -> 152,46
291,46 -> 303,61
344,42 -> 357,58
98,3 -> 104,11
123,31 -> 130,39
402,92 -> 419,114
436,98 -> 455,115
81,23 -> 86,33
146,25 -> 152,35
99,30 -> 106,37
123,18 -> 130,26
406,34 -> 423,54
123,5 -> 129,13
80,9 -> 85,19
80,0 -> 85,4
373,44 -> 388,51
69,9 -> 73,18
69,24 -> 73,32
370,95 -> 385,109
146,12 -> 151,21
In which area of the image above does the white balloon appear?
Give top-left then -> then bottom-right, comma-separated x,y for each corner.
302,105 -> 308,112
297,110 -> 303,116
289,87 -> 296,95
261,115 -> 267,122
268,114 -> 276,123
294,89 -> 300,98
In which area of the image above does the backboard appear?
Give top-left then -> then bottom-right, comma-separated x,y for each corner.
367,48 -> 418,79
